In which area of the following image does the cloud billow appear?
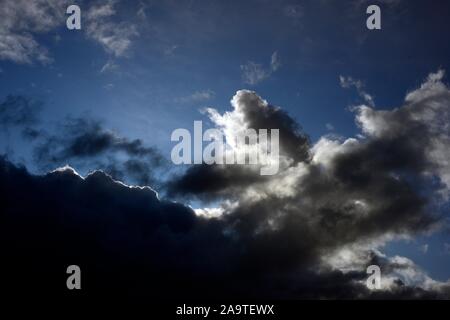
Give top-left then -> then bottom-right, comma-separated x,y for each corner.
168,89 -> 310,198
1,70 -> 450,300
167,70 -> 450,297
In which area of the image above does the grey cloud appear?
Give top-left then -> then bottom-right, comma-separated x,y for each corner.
0,0 -> 67,64
33,117 -> 166,186
85,0 -> 138,57
168,164 -> 269,200
167,71 -> 450,297
169,90 -> 310,197
35,118 -> 161,159
1,154 -> 448,301
241,52 -> 281,85
0,0 -> 139,64
235,90 -> 310,163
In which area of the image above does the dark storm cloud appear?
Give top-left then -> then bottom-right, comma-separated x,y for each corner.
0,156 -> 203,300
234,90 -> 310,163
163,72 -> 450,297
35,117 -> 162,160
169,90 -> 310,197
2,156 -> 449,301
167,164 -> 269,199
33,117 -> 166,185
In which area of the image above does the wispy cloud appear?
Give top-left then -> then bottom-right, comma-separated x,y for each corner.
241,51 -> 281,85
103,83 -> 115,90
175,90 -> 215,104
283,4 -> 303,23
85,0 -> 139,57
270,51 -> 281,71
100,59 -> 120,73
339,75 -> 375,106
419,244 -> 429,254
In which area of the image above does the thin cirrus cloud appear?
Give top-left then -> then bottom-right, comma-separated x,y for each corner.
241,51 -> 281,85
339,75 -> 375,107
175,89 -> 216,104
100,59 -> 120,73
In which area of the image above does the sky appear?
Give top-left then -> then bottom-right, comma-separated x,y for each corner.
1,0 -> 450,300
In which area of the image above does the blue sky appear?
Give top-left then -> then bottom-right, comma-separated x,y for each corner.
1,0 -> 450,283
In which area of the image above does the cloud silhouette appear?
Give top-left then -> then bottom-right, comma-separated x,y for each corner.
2,71 -> 450,301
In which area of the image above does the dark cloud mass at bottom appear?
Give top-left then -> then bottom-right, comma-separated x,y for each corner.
1,71 -> 450,300
1,156 -> 449,300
